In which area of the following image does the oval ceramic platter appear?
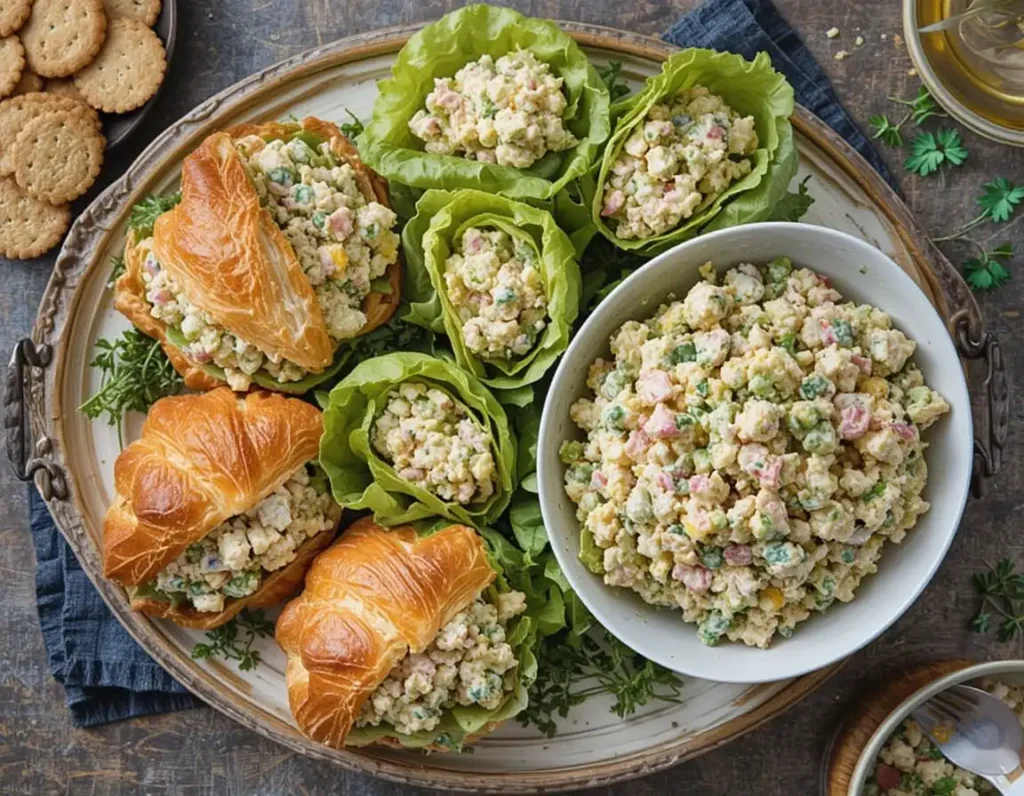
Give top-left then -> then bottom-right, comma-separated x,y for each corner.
28,22 -> 984,794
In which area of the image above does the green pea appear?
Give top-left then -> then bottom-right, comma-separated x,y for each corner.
830,319 -> 854,347
766,256 -> 792,283
669,342 -> 697,364
559,440 -> 586,464
312,211 -> 327,229
778,331 -> 796,353
603,405 -> 626,430
292,184 -> 314,205
802,421 -> 838,454
799,374 -> 832,400
749,373 -> 775,398
696,379 -> 709,398
267,167 -> 294,185
701,546 -> 724,570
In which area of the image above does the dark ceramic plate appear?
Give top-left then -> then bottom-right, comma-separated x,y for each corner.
103,0 -> 177,149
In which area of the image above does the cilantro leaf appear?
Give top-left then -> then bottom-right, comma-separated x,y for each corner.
598,61 -> 631,102
963,243 -> 1013,292
767,176 -> 814,222
869,114 -> 904,148
904,129 -> 967,176
977,178 -> 1024,223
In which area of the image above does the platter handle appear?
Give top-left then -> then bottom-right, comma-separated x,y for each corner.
5,338 -> 67,501
950,310 -> 1008,499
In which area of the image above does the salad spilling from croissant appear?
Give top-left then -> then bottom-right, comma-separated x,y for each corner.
86,2 -> 816,753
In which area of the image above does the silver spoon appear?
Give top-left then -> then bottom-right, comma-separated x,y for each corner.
912,684 -> 1024,794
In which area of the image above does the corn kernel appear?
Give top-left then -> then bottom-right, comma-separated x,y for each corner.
327,245 -> 348,275
859,376 -> 889,399
762,586 -> 785,610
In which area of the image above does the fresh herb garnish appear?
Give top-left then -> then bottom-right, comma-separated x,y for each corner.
869,86 -> 946,146
869,114 -> 905,148
340,107 -> 365,139
78,329 -> 183,446
904,129 -> 968,177
963,243 -> 1013,292
971,558 -> 1024,640
191,609 -> 275,671
598,60 -> 631,102
108,255 -> 126,288
767,175 -> 814,222
520,630 -> 683,737
976,177 -> 1024,224
129,193 -> 182,239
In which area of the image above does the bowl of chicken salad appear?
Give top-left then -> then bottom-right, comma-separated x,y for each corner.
537,222 -> 972,682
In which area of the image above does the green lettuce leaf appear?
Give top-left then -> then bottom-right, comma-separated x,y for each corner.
402,189 -> 581,395
318,352 -> 516,525
591,48 -> 796,254
358,5 -> 610,201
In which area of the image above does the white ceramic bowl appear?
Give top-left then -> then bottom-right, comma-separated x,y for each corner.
538,222 -> 973,683
848,660 -> 1024,793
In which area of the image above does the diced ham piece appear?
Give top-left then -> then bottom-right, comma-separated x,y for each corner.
839,405 -> 870,440
874,764 -> 902,791
637,370 -> 674,403
602,189 -> 625,217
673,564 -> 712,593
655,472 -> 673,491
758,457 -> 783,489
644,404 -> 679,439
889,422 -> 917,441
143,254 -> 159,277
818,274 -> 832,287
319,248 -> 337,277
191,349 -> 212,363
851,354 -> 872,375
591,470 -> 608,490
819,320 -> 837,346
724,544 -> 753,566
705,126 -> 724,140
688,475 -> 711,496
150,289 -> 172,306
329,207 -> 354,238
624,429 -> 649,460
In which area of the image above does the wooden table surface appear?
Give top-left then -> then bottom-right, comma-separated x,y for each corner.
2,1 -> 1023,794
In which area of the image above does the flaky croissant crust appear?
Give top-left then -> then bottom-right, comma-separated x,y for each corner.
102,388 -> 325,588
275,517 -> 496,749
114,116 -> 401,389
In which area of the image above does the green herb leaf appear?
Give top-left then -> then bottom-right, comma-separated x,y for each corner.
129,193 -> 182,239
190,609 -> 275,670
78,328 -> 183,446
904,129 -> 967,176
971,558 -> 1024,639
766,175 -> 814,222
907,86 -> 946,126
340,107 -> 364,139
869,114 -> 904,148
963,243 -> 1013,292
598,60 -> 631,102
107,255 -> 125,288
977,177 -> 1024,223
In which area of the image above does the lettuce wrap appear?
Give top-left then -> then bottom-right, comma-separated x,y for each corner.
591,48 -> 797,255
402,189 -> 581,394
345,521 -> 554,750
357,4 -> 610,201
318,352 -> 516,525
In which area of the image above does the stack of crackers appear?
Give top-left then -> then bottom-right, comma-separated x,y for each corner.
0,0 -> 167,259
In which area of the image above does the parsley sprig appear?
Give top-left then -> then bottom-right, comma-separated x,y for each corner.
904,129 -> 968,176
191,610 -> 275,671
869,86 -> 946,147
520,631 -> 682,737
340,108 -> 364,139
971,559 -> 1024,640
599,61 -> 631,102
963,243 -> 1014,292
129,193 -> 181,239
78,328 -> 183,446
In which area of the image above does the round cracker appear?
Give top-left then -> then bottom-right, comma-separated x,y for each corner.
73,18 -> 164,114
11,68 -> 42,95
0,36 -> 26,100
0,0 -> 32,39
13,111 -> 104,203
0,92 -> 98,175
22,0 -> 107,79
104,0 -> 160,27
0,176 -> 70,259
42,77 -> 83,102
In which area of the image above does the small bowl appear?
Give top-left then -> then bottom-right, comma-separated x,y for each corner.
537,222 -> 974,683
845,659 -> 1024,794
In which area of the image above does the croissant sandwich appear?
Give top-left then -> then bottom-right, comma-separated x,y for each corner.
276,517 -> 538,751
103,388 -> 343,629
115,116 -> 402,394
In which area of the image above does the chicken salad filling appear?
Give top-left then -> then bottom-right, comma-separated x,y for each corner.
409,49 -> 578,169
444,226 -> 549,361
150,464 -> 340,614
601,86 -> 758,241
371,381 -> 498,506
355,590 -> 528,736
561,259 -> 949,648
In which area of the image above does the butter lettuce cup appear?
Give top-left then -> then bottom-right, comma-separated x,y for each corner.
402,189 -> 581,394
116,116 -> 402,395
357,4 -> 610,201
592,49 -> 797,255
318,352 -> 516,526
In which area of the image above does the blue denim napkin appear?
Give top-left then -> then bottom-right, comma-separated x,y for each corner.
29,0 -> 891,728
